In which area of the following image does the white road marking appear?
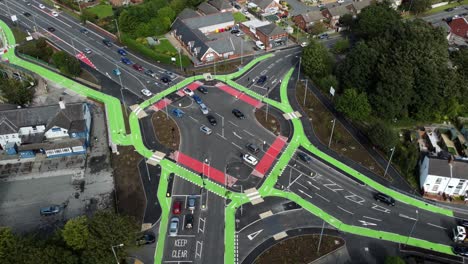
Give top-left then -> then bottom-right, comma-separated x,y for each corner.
231,142 -> 242,149
189,116 -> 199,123
243,129 -> 255,137
233,132 -> 242,139
306,181 -> 320,190
344,192 -> 366,205
371,203 -> 391,214
260,70 -> 267,75
195,241 -> 203,258
323,182 -> 344,192
358,220 -> 377,226
363,216 -> 382,222
228,121 -> 238,127
172,235 -> 196,237
216,133 -> 226,140
198,217 -> 205,233
298,189 -> 312,199
287,173 -> 303,189
247,229 -> 263,240
315,193 -> 330,202
337,206 -> 354,215
399,213 -> 416,221
427,223 -> 447,230
295,181 -> 309,190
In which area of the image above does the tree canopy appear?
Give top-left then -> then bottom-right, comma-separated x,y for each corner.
52,51 -> 82,77
0,78 -> 35,106
336,88 -> 371,121
301,40 -> 334,80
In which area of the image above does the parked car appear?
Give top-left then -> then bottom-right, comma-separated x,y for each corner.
197,86 -> 208,94
453,246 -> 468,256
140,89 -> 152,97
242,154 -> 258,165
297,152 -> 312,163
112,69 -> 121,76
83,48 -> 92,54
300,42 -> 308,47
173,200 -> 182,215
255,41 -> 265,50
51,11 -> 58,17
164,70 -> 176,78
337,0 -> 344,3
200,125 -> 212,135
185,214 -> 194,229
102,39 -> 113,47
169,217 -> 179,237
445,7 -> 454,12
193,95 -> 203,104
231,29 -> 240,34
187,196 -> 196,211
246,143 -> 260,154
207,114 -> 217,126
117,48 -> 127,56
172,108 -> 185,118
374,193 -> 395,206
144,69 -> 156,77
40,205 -> 60,216
199,103 -> 209,115
136,233 -> 156,245
232,109 -> 245,119
47,27 -> 55,32
160,76 -> 171,84
182,87 -> 194,96
121,57 -> 132,65
133,64 -> 144,71
80,28 -> 88,34
257,75 -> 267,85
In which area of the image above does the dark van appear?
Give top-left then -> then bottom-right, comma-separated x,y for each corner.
246,143 -> 260,154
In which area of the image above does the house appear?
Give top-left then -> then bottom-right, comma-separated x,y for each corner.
352,0 -> 374,14
0,102 -> 91,159
420,156 -> 468,196
240,20 -> 288,50
321,4 -> 355,29
293,11 -> 325,31
448,17 -> 468,40
198,2 -> 219,15
208,0 -> 234,12
172,12 -> 248,64
250,0 -> 282,14
177,8 -> 201,20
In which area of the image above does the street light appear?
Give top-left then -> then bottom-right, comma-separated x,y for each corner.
328,118 -> 336,148
301,79 -> 308,106
114,19 -> 121,42
407,210 -> 419,245
111,243 -> 124,264
384,146 -> 396,179
115,63 -> 128,118
233,184 -> 244,216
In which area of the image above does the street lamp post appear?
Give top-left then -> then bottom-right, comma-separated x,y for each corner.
301,79 -> 308,106
384,147 -> 396,179
115,64 -> 128,118
317,221 -> 325,253
233,184 -> 244,216
111,244 -> 124,264
407,210 -> 419,245
177,48 -> 183,72
297,56 -> 302,80
114,19 -> 121,42
328,118 -> 336,148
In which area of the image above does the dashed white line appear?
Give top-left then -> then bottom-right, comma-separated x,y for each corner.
363,216 -> 382,222
233,132 -> 242,139
228,121 -> 238,127
298,189 -> 312,199
189,116 -> 199,123
398,213 -> 416,221
315,193 -> 330,202
243,129 -> 255,137
427,223 -> 446,230
231,142 -> 242,149
306,181 -> 320,190
337,206 -> 354,215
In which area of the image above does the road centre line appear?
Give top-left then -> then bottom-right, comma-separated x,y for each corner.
337,206 -> 354,215
363,216 -> 382,222
315,193 -> 330,202
427,223 -> 447,230
398,213 -> 416,221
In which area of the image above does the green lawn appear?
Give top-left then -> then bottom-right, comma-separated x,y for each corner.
233,12 -> 248,23
87,4 -> 113,19
153,39 -> 178,53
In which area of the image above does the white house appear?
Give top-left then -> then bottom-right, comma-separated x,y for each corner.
420,156 -> 468,196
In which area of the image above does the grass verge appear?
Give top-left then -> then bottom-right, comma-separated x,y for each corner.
87,4 -> 113,19
151,111 -> 180,150
255,108 -> 281,135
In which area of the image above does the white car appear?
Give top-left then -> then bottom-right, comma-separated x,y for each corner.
255,41 -> 265,50
199,103 -> 209,115
39,4 -> 45,9
242,154 -> 258,165
200,125 -> 212,135
83,48 -> 92,54
169,217 -> 179,237
337,0 -> 344,3
140,89 -> 153,97
52,11 -> 58,17
300,42 -> 308,47
182,87 -> 194,96
236,32 -> 244,37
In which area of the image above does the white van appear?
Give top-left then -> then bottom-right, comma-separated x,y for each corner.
255,41 -> 265,50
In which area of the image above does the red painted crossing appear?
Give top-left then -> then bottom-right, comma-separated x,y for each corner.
251,136 -> 288,178
173,151 -> 237,185
176,81 -> 204,96
76,52 -> 96,69
151,98 -> 172,112
215,83 -> 264,108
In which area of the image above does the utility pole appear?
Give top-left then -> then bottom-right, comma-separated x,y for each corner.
116,64 -> 128,118
302,78 -> 308,106
297,56 -> 301,81
384,147 -> 396,178
406,210 -> 418,244
328,118 -> 336,148
114,19 -> 121,41
111,244 -> 124,264
177,48 -> 183,72
317,221 -> 325,253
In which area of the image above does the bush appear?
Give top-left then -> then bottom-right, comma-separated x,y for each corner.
367,120 -> 398,151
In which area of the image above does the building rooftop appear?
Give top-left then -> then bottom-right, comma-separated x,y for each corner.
449,17 -> 468,38
257,23 -> 286,36
242,19 -> 270,29
177,8 -> 201,20
427,157 -> 468,180
298,11 -> 325,23
251,0 -> 275,10
326,4 -> 354,17
198,2 -> 219,15
183,12 -> 234,29
208,0 -> 232,11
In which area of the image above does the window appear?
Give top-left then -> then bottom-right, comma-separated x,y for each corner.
435,178 -> 442,184
5,136 -> 8,139
432,185 -> 439,192
51,127 -> 61,132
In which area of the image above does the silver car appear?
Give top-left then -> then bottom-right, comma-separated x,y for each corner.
199,103 -> 209,115
169,217 -> 179,237
200,125 -> 212,135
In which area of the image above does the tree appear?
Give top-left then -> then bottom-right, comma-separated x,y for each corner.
301,40 -> 334,80
62,216 -> 89,251
336,89 -> 371,120
367,120 -> 398,151
0,78 -> 35,106
318,74 -> 338,93
52,51 -> 81,77
352,2 -> 401,39
309,21 -> 327,35
394,142 -> 419,177
338,13 -> 354,28
0,227 -> 19,263
385,256 -> 406,264
332,38 -> 350,54
401,0 -> 431,14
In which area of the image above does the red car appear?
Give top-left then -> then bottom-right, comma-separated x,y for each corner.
133,64 -> 144,71
172,201 -> 182,215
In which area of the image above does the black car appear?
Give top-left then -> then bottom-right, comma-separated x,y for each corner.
232,109 -> 245,119
231,29 -> 240,34
197,86 -> 208,94
445,8 -> 454,12
23,12 -> 31,17
47,27 -> 55,32
257,75 -> 267,85
136,233 -> 156,245
80,28 -> 89,34
166,173 -> 174,197
102,39 -> 113,47
374,193 -> 395,206
458,219 -> 468,227
185,214 -> 194,229
144,69 -> 155,77
453,246 -> 468,257
297,152 -> 312,163
246,143 -> 260,154
207,115 -> 217,126
160,76 -> 171,83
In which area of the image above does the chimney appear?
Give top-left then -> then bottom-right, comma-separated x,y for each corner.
59,97 -> 66,110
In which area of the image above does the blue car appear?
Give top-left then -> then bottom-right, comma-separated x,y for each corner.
112,68 -> 121,76
192,95 -> 202,104
117,48 -> 127,56
172,108 -> 185,118
121,57 -> 132,65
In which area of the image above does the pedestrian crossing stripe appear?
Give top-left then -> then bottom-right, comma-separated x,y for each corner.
283,111 -> 302,120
